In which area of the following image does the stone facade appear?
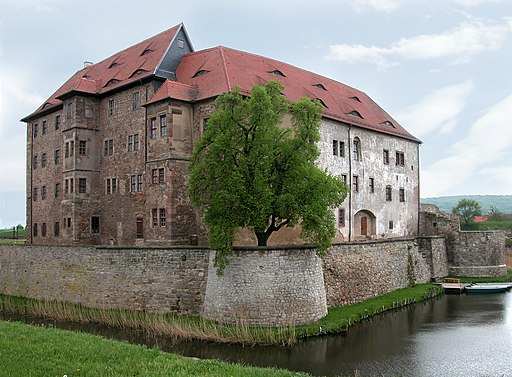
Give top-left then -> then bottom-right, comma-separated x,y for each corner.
202,247 -> 327,326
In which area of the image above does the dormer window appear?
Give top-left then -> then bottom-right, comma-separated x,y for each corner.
109,62 -> 120,69
350,96 -> 361,103
313,83 -> 327,91
315,98 -> 328,108
348,110 -> 363,119
141,48 -> 153,56
105,79 -> 120,87
267,69 -> 286,77
381,120 -> 395,128
42,103 -> 52,109
130,69 -> 148,78
82,74 -> 91,79
193,69 -> 210,78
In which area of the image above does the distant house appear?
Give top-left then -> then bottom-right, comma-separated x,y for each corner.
474,216 -> 488,223
21,23 -> 421,246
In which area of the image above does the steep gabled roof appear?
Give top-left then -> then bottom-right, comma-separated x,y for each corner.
22,23 -> 191,121
168,46 -> 419,143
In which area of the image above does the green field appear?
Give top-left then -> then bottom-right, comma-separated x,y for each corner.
0,227 -> 26,239
0,320 -> 310,377
461,221 -> 512,232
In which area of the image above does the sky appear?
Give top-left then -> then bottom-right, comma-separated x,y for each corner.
0,0 -> 511,228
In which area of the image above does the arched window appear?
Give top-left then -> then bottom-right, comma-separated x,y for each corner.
352,137 -> 361,161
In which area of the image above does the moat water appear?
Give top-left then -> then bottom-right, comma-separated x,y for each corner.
2,292 -> 512,376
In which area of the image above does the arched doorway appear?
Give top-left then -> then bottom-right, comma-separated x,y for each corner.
353,210 -> 376,239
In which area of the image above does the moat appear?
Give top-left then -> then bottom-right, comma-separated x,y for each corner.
2,292 -> 512,376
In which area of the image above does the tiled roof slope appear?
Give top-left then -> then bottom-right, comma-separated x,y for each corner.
22,24 -> 183,120
164,46 -> 419,143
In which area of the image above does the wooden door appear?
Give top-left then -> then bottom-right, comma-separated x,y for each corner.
361,216 -> 368,236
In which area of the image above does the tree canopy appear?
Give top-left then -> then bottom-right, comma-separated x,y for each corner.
452,199 -> 482,226
189,81 -> 348,272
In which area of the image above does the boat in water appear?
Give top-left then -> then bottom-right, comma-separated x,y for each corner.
465,283 -> 512,294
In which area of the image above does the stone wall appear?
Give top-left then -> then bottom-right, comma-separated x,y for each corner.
417,236 -> 449,280
450,231 -> 507,277
202,247 -> 327,326
323,238 -> 436,308
0,245 -> 209,315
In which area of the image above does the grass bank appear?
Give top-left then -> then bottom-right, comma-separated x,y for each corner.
0,320 -> 310,377
450,270 -> 512,284
0,284 -> 442,346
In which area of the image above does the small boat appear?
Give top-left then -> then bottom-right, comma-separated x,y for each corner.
465,284 -> 512,294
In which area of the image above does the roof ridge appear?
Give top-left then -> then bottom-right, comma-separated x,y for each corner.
218,46 -> 232,92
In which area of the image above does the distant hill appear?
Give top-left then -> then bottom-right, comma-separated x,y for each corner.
421,195 -> 512,214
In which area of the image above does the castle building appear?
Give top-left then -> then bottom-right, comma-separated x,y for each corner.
22,23 -> 421,246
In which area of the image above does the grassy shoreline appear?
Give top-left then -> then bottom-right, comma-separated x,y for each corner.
449,270 -> 512,283
0,320 -> 310,377
0,284 -> 442,346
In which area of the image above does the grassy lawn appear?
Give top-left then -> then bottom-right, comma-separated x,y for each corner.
450,270 -> 512,284
0,320 -> 310,377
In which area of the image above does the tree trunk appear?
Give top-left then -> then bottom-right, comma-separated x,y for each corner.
256,232 -> 269,246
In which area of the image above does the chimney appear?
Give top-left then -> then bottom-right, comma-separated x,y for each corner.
84,61 -> 94,68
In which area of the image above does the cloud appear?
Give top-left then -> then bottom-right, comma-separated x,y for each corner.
453,0 -> 503,7
421,93 -> 512,196
35,5 -> 59,13
349,0 -> 403,12
327,19 -> 512,68
396,81 -> 474,138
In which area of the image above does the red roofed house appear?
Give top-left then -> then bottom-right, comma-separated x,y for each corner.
22,23 -> 421,246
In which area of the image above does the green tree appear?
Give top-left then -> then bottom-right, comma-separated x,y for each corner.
189,81 -> 348,272
487,206 -> 506,221
452,199 -> 482,226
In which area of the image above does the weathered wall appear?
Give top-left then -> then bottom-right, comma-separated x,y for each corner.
417,236 -> 449,280
202,247 -> 327,326
0,245 -> 209,315
323,238 -> 435,307
450,231 -> 507,277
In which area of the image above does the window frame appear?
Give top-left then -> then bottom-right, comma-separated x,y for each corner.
386,185 -> 392,201
91,216 -> 100,234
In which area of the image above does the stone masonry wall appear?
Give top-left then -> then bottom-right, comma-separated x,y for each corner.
0,245 -> 209,315
323,238 -> 435,307
450,231 -> 507,277
202,247 -> 327,326
417,236 -> 449,280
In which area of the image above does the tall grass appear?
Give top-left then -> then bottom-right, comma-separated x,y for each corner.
0,284 -> 442,346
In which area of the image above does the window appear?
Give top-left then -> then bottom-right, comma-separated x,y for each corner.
65,217 -> 72,228
67,101 -> 73,119
150,118 -> 157,138
178,39 -> 184,48
353,138 -> 361,161
65,141 -> 74,157
106,179 -> 111,194
112,178 -> 117,194
396,151 -> 405,166
386,185 -> 392,201
33,155 -> 38,169
333,140 -> 339,156
70,178 -> 74,193
389,220 -> 394,230
104,139 -> 113,156
130,175 -> 136,192
54,222 -> 60,237
65,179 -> 69,194
70,141 -> 74,157
65,143 -> 69,158
108,99 -> 115,116
33,187 -> 38,201
340,141 -> 345,157
399,188 -> 405,202
369,178 -> 375,193
137,174 -> 143,192
160,115 -> 167,137
54,149 -> 61,164
55,115 -> 61,130
341,174 -> 347,184
33,124 -> 38,138
91,216 -> 100,234
33,223 -> 38,237
42,223 -> 47,237
132,92 -> 140,110
338,208 -> 345,227
128,134 -> 139,151
152,208 -> 158,227
152,169 -> 158,184
352,175 -> 359,192
41,153 -> 47,168
383,149 -> 392,165
136,217 -> 144,238
203,118 -> 209,134
159,168 -> 165,184
55,183 -> 61,198
42,186 -> 46,200
79,140 -> 86,156
78,178 -> 86,193
42,121 -> 47,135
159,208 -> 166,227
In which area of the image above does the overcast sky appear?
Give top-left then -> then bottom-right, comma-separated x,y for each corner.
1,0 -> 511,228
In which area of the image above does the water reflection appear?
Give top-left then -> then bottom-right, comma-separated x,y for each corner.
2,293 -> 512,376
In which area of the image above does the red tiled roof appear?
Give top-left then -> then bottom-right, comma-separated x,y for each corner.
169,46 -> 419,142
23,24 -> 183,120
